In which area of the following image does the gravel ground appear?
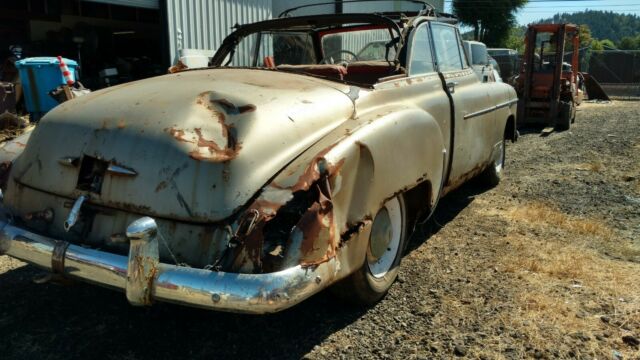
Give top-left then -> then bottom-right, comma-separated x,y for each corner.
0,101 -> 639,360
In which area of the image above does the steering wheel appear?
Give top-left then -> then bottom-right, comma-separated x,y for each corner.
320,50 -> 359,64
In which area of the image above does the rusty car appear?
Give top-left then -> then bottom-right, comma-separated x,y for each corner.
0,2 -> 517,313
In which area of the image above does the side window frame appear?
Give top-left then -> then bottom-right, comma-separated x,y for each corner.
430,22 -> 466,72
456,28 -> 470,69
407,20 -> 437,76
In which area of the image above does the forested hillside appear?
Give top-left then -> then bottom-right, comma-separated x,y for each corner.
533,10 -> 640,43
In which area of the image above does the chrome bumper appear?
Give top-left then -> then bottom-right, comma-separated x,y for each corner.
0,217 -> 337,314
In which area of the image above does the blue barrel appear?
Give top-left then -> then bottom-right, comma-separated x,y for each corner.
15,57 -> 78,120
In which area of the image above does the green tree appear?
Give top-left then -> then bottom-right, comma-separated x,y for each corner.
535,11 -> 640,44
578,25 -> 592,49
504,27 -> 526,53
453,0 -> 528,47
593,39 -> 617,50
618,35 -> 640,50
600,39 -> 617,49
590,40 -> 604,51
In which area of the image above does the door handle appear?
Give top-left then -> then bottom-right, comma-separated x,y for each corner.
447,81 -> 459,94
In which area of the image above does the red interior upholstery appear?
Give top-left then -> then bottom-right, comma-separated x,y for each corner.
276,64 -> 347,80
345,61 -> 397,84
275,62 -> 399,85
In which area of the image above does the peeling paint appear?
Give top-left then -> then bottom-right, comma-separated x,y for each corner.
163,92 -> 246,163
296,185 -> 335,266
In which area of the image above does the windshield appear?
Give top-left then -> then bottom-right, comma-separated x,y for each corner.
321,28 -> 395,63
223,26 -> 396,67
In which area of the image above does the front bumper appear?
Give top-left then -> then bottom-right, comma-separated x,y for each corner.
0,216 -> 337,314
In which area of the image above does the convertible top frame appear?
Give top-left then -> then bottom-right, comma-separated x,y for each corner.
210,13 -> 404,66
278,0 -> 436,18
209,11 -> 458,67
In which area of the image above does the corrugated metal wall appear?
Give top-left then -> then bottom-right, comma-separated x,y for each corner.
166,0 -> 272,64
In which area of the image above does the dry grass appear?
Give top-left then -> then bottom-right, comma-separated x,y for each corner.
575,161 -> 605,172
508,202 -> 640,263
509,202 -> 612,240
470,200 -> 640,357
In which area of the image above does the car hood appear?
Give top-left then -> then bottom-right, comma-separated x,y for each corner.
11,68 -> 356,222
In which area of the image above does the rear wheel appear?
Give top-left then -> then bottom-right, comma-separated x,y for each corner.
478,137 -> 505,187
332,195 -> 408,305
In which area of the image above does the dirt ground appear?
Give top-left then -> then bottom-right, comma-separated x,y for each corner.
0,101 -> 638,360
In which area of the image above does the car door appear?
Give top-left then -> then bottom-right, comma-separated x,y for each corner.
406,21 -> 452,178
430,22 -> 495,185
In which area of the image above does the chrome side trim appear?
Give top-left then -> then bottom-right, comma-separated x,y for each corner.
106,164 -> 138,176
58,157 -> 80,167
464,98 -> 518,120
496,98 -> 519,110
0,219 -> 337,314
463,106 -> 496,120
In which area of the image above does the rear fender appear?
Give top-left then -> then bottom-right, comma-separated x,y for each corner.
227,105 -> 446,277
0,128 -> 34,190
323,107 -> 446,276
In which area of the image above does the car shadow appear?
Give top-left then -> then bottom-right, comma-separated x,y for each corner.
0,262 -> 367,360
405,178 -> 494,255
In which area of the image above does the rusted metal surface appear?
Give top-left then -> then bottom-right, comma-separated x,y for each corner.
223,151 -> 344,273
125,217 -> 160,306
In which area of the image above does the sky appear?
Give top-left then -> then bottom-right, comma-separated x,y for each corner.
443,0 -> 640,25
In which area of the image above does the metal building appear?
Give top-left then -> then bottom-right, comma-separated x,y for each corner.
164,0 -> 273,65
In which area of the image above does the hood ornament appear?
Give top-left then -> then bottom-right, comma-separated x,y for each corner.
64,195 -> 88,232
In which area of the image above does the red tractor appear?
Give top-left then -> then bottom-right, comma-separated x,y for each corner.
516,23 -> 583,131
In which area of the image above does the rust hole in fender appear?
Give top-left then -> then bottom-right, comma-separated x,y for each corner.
224,153 -> 346,273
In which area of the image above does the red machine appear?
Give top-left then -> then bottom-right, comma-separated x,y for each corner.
516,23 -> 583,130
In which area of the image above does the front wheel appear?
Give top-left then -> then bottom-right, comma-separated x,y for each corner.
478,137 -> 505,187
332,195 -> 408,305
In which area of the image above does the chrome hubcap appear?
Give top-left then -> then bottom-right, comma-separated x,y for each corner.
367,197 -> 402,278
369,208 -> 392,261
495,141 -> 504,173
